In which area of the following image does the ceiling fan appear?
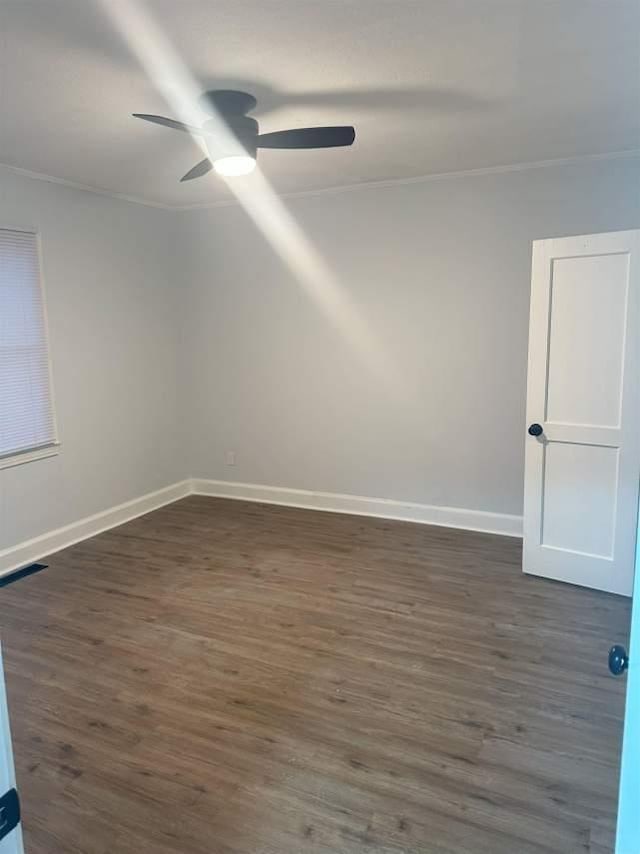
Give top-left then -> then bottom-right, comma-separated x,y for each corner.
133,89 -> 356,181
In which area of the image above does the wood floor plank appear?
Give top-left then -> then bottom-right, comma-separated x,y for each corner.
0,496 -> 631,853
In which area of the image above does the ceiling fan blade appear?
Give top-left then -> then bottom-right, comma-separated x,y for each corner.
180,158 -> 213,182
133,114 -> 204,135
256,126 -> 355,149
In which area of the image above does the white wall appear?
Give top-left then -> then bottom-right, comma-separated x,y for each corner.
2,155 -> 638,558
0,169 -> 183,552
181,156 -> 640,517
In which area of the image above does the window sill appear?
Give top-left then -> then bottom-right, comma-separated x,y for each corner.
0,443 -> 61,471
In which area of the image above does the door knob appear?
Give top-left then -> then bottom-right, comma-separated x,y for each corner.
609,644 -> 629,676
528,423 -> 543,437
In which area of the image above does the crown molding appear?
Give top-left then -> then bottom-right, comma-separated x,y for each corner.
0,163 -> 172,210
2,148 -> 639,214
174,148 -> 640,211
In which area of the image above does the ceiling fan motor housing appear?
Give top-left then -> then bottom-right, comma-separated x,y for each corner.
199,89 -> 257,116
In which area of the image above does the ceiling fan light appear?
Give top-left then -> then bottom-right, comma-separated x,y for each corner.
213,155 -> 256,177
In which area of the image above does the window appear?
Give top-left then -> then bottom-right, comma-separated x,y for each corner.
0,228 -> 58,468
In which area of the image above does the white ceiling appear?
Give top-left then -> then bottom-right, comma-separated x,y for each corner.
1,0 -> 638,208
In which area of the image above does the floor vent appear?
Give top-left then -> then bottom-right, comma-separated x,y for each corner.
0,563 -> 48,589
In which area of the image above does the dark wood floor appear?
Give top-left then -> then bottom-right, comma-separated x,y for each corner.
0,496 -> 631,854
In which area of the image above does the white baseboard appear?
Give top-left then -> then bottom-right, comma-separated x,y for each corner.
0,480 -> 191,577
0,477 -> 522,577
191,478 -> 523,538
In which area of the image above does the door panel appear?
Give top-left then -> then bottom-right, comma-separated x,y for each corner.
524,230 -> 640,595
546,253 -> 628,428
541,442 -> 618,556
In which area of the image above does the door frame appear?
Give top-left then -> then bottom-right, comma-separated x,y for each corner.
0,645 -> 23,854
615,472 -> 640,851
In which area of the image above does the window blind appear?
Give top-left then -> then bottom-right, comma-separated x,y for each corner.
0,229 -> 57,460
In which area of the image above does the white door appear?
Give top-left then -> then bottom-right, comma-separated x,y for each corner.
0,646 -> 23,854
523,230 -> 640,596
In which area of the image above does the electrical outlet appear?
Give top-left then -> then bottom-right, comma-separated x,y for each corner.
225,450 -> 236,466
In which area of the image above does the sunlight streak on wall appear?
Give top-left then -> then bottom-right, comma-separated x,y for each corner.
225,169 -> 398,385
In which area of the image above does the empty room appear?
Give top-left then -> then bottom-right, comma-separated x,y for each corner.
1,1 -> 639,852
